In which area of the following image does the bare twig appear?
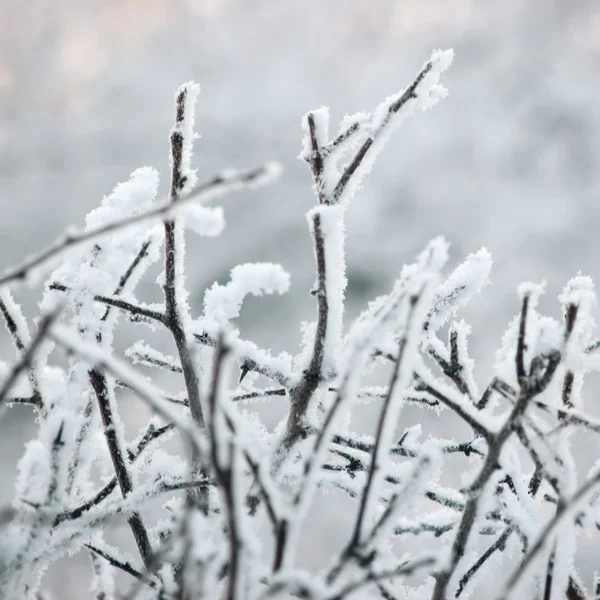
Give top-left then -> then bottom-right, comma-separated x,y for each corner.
516,294 -> 530,386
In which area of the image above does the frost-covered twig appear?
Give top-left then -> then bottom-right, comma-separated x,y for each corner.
50,325 -> 208,458
501,464 -> 600,599
0,165 -> 276,290
4,48 -> 600,600
282,209 -> 339,451
86,543 -> 157,588
327,555 -> 437,600
455,526 -> 514,597
331,50 -> 453,205
346,284 -> 435,558
88,368 -> 153,567
163,83 -> 205,432
0,307 -> 60,415
432,289 -> 563,600
207,334 -> 247,600
49,281 -> 166,323
0,290 -> 44,409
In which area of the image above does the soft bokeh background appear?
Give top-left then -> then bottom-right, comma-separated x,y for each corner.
1,0 -> 599,597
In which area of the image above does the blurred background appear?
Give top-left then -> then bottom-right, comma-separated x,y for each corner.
1,0 -> 599,597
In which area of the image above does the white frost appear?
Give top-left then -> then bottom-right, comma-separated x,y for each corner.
203,262 -> 290,325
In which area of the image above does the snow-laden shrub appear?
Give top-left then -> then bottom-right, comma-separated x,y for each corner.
0,49 -> 598,600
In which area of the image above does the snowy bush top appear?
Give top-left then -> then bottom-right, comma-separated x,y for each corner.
0,50 -> 599,600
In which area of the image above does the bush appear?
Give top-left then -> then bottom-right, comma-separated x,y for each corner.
0,48 -> 597,600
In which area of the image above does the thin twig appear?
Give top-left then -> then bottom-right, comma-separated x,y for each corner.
89,368 -> 153,568
0,165 -> 275,288
330,59 -> 434,203
49,282 -> 165,323
0,308 -> 61,414
0,293 -> 44,409
207,334 -> 243,600
86,544 -> 156,588
282,212 -> 328,449
502,466 -> 600,598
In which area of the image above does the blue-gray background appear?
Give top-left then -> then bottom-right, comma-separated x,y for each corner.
1,1 -> 599,597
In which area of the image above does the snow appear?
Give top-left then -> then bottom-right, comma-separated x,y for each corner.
125,341 -> 181,372
182,204 -> 225,237
85,167 -> 160,227
38,166 -> 163,347
203,262 -> 290,325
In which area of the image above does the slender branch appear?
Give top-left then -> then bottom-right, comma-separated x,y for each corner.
330,59 -> 434,203
502,466 -> 600,598
322,121 -> 362,157
86,544 -> 156,588
0,165 -> 276,288
304,112 -> 327,205
162,87 -> 206,441
89,368 -> 153,568
49,282 -> 165,323
126,348 -> 182,373
232,388 -> 286,402
330,432 -> 484,461
516,294 -> 530,386
0,293 -> 44,409
0,308 -> 60,414
476,377 -> 516,410
0,292 -> 28,353
193,331 -> 293,388
283,212 -> 328,449
427,332 -> 472,399
110,240 -> 153,300
129,422 -> 175,462
3,395 -> 38,405
207,335 -> 243,600
327,556 -> 437,600
455,527 -> 514,597
56,422 -> 174,525
415,377 -> 491,440
55,478 -> 117,526
343,291 -> 427,574
431,299 -> 561,600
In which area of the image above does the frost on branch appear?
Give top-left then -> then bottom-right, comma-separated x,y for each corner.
1,48 -> 600,600
203,262 -> 291,326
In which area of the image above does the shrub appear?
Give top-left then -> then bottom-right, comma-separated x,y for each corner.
0,48 -> 597,600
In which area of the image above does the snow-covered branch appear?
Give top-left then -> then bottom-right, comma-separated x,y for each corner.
2,48 -> 600,600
